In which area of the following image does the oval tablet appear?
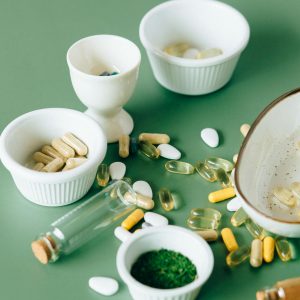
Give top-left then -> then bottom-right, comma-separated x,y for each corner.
227,197 -> 242,212
200,128 -> 219,148
114,226 -> 132,242
88,277 -> 119,296
109,162 -> 126,180
157,144 -> 181,160
133,180 -> 153,198
144,212 -> 168,227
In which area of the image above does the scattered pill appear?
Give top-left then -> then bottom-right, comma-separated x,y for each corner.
32,162 -> 45,171
88,277 -> 119,296
227,197 -> 242,212
142,222 -> 152,229
158,188 -> 175,212
250,239 -> 263,268
97,164 -> 110,187
139,133 -> 170,144
157,144 -> 181,160
245,219 -> 266,240
133,180 -> 153,198
240,124 -> 250,137
275,237 -> 292,262
124,192 -> 155,210
119,134 -> 130,158
221,228 -> 239,252
144,212 -> 168,227
215,168 -> 232,188
33,152 -> 54,164
183,48 -> 200,59
139,141 -> 160,159
231,207 -> 248,227
208,187 -> 236,203
114,226 -> 132,242
194,229 -> 218,242
121,209 -> 144,230
263,236 -> 275,263
109,162 -> 126,180
63,157 -> 87,171
190,208 -> 221,221
165,160 -> 195,174
42,158 -> 64,172
130,137 -> 139,154
194,161 -> 217,182
200,128 -> 219,148
52,138 -> 75,158
233,154 -> 238,164
197,48 -> 222,59
62,132 -> 88,156
226,245 -> 251,267
41,145 -> 66,162
187,216 -> 219,230
205,157 -> 234,173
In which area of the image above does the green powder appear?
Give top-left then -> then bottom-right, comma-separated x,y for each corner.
130,249 -> 197,289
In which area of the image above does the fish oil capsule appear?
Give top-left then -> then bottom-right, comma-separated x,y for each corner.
290,182 -> 300,198
96,164 -> 110,187
52,138 -> 75,158
194,161 -> 217,182
158,188 -> 174,211
32,162 -> 45,171
250,239 -> 263,268
33,151 -> 54,164
197,48 -> 222,59
63,157 -> 87,171
114,226 -> 132,242
231,207 -> 248,227
221,228 -> 239,252
208,187 -> 236,203
121,209 -> 144,230
233,154 -> 238,164
275,237 -> 292,262
240,124 -> 250,137
139,141 -> 160,159
124,192 -> 154,210
205,157 -> 234,172
42,158 -> 64,172
190,208 -> 221,222
41,145 -> 66,162
165,160 -> 195,174
263,236 -> 275,263
138,133 -> 170,144
187,216 -> 219,230
226,245 -> 251,267
195,230 -> 218,242
272,187 -> 297,207
215,168 -> 231,188
62,132 -> 88,156
245,219 -> 266,240
119,134 -> 130,158
130,137 -> 139,154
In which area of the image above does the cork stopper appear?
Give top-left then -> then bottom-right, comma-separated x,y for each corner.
31,239 -> 51,264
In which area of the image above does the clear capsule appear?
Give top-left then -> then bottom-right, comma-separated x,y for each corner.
165,160 -> 195,175
139,141 -> 160,159
289,239 -> 299,260
231,207 -> 248,227
187,216 -> 219,230
226,245 -> 251,267
275,237 -> 292,262
272,187 -> 297,207
190,208 -> 221,222
205,157 -> 234,172
245,219 -> 266,240
215,168 -> 231,188
290,182 -> 300,198
194,161 -> 217,182
158,188 -> 174,212
96,164 -> 110,187
250,239 -> 263,268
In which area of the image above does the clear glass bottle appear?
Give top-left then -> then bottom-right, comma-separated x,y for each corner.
31,180 -> 136,264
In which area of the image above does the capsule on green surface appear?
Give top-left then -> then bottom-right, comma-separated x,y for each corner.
245,219 -> 266,240
96,163 -> 110,187
190,208 -> 221,222
187,216 -> 219,230
165,160 -> 195,175
215,168 -> 231,188
289,239 -> 299,260
275,237 -> 292,262
226,245 -> 251,267
231,207 -> 248,227
158,188 -> 174,212
138,141 -> 160,159
194,161 -> 217,182
205,157 -> 234,172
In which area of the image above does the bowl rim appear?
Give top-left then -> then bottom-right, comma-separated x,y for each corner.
0,108 -> 107,183
139,0 -> 250,68
235,87 -> 300,225
116,225 -> 214,296
66,34 -> 141,80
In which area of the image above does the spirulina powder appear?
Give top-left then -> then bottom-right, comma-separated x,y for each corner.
130,249 -> 197,289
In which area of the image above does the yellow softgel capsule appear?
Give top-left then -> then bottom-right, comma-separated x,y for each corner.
245,219 -> 266,240
165,160 -> 195,175
187,216 -> 219,230
121,209 -> 144,230
215,168 -> 232,188
250,239 -> 263,268
208,187 -> 236,203
158,188 -> 174,212
226,245 -> 251,267
231,207 -> 248,227
139,141 -> 160,159
42,158 -> 64,172
138,133 -> 170,144
96,163 -> 110,187
41,145 -> 66,162
205,157 -> 234,172
194,161 -> 217,182
263,236 -> 275,263
221,228 -> 239,252
272,187 -> 297,207
62,132 -> 88,156
275,237 -> 292,262
52,138 -> 75,159
190,208 -> 221,222
119,134 -> 130,158
33,151 -> 54,165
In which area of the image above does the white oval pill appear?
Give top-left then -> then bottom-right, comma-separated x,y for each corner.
114,226 -> 132,242
227,196 -> 242,212
144,212 -> 168,227
133,180 -> 153,198
200,128 -> 219,148
88,277 -> 119,296
109,162 -> 126,180
157,144 -> 181,160
142,222 -> 152,229
183,48 -> 199,59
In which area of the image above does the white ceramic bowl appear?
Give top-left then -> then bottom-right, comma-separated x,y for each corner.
0,108 -> 107,206
139,0 -> 250,95
235,88 -> 300,237
117,225 -> 214,300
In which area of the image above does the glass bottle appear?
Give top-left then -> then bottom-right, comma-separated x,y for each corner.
31,180 -> 136,264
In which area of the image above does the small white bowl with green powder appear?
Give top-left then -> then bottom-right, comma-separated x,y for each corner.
116,225 -> 214,300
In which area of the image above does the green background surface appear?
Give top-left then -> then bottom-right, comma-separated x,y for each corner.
1,0 -> 300,299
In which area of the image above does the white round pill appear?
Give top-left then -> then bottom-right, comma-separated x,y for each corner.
200,128 -> 219,148
227,197 -> 242,212
109,162 -> 126,180
183,48 -> 199,59
144,212 -> 168,227
114,226 -> 132,242
88,277 -> 119,296
157,144 -> 181,160
142,222 -> 152,229
133,180 -> 153,198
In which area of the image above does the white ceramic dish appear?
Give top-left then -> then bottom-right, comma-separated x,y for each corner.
235,88 -> 300,237
0,108 -> 107,206
139,0 -> 250,95
117,225 -> 214,300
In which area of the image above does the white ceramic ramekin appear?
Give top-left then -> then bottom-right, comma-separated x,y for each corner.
139,0 -> 250,95
0,108 -> 107,206
117,225 -> 214,300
